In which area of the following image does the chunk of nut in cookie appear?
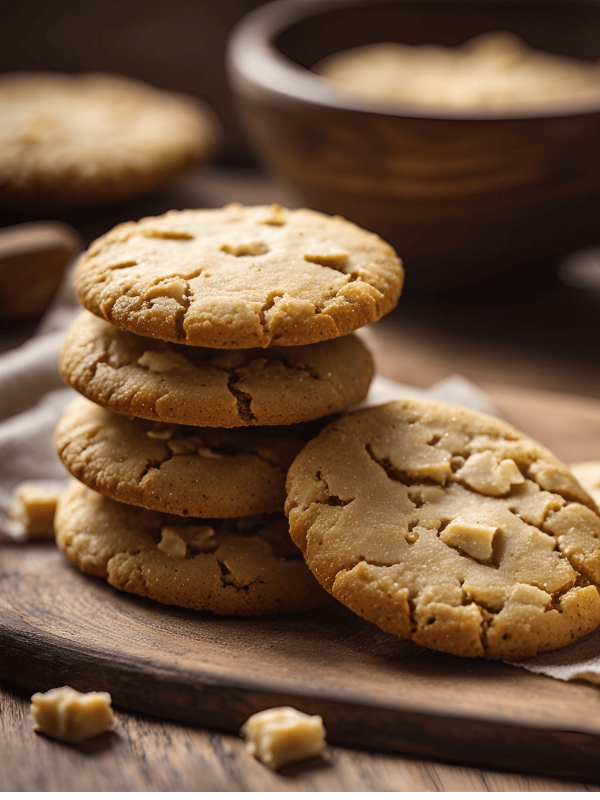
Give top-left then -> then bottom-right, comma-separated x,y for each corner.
31,686 -> 114,744
241,706 -> 327,770
9,482 -> 61,537
182,524 -> 215,552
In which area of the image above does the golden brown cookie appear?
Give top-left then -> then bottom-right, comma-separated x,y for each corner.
0,72 -> 217,209
73,204 -> 403,348
285,399 -> 600,660
55,481 -> 327,616
55,397 -> 322,517
59,311 -> 374,427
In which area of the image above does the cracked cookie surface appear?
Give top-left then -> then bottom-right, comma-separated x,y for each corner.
285,399 -> 600,659
55,481 -> 327,615
55,397 -> 322,517
60,311 -> 374,427
73,204 -> 403,348
0,72 -> 217,209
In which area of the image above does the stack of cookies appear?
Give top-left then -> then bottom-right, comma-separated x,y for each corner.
51,201 -> 600,660
54,203 -> 404,616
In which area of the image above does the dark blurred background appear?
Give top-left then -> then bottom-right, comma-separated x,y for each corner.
2,0 -> 600,404
0,0 -> 265,164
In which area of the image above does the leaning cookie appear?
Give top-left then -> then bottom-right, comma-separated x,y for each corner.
285,399 -> 600,660
55,397 -> 321,517
0,72 -> 218,209
55,482 -> 327,616
59,311 -> 374,427
74,204 -> 403,348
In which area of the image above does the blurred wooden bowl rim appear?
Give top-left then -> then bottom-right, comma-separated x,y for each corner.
228,0 -> 600,289
228,0 -> 600,122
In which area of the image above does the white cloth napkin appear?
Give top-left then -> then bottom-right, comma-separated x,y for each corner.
2,266 -> 600,687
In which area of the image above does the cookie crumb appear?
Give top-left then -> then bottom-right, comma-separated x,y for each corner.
31,686 -> 113,744
9,483 -> 61,537
240,706 -> 327,770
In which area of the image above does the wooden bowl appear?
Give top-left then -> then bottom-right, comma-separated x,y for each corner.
228,0 -> 600,289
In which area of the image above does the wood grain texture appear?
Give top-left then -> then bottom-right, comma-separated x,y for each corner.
3,166 -> 600,790
3,386 -> 600,783
3,681 -> 596,792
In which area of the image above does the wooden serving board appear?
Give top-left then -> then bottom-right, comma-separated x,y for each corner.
3,383 -> 600,782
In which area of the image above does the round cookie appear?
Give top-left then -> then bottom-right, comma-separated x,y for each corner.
55,481 -> 327,616
55,397 -> 322,517
59,311 -> 374,427
0,72 -> 217,209
73,203 -> 404,348
285,399 -> 600,660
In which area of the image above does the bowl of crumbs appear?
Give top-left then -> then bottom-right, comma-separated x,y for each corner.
229,0 -> 600,288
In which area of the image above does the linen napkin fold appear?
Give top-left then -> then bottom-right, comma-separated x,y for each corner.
2,264 -> 600,687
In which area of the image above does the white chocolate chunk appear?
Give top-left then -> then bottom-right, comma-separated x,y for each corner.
146,427 -> 175,440
507,480 -> 564,526
530,459 -> 586,501
303,252 -> 349,268
241,706 -> 326,770
383,428 -> 454,483
9,483 -> 61,537
157,527 -> 187,559
439,518 -> 498,561
182,525 -> 215,551
144,279 -> 188,303
220,241 -> 268,256
456,452 -> 524,495
197,446 -> 224,459
137,350 -> 190,373
509,583 -> 552,608
31,686 -> 113,744
499,458 -> 525,485
167,438 -> 197,456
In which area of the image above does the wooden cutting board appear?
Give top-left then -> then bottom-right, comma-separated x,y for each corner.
3,382 -> 600,783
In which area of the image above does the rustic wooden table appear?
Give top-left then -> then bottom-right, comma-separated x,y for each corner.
2,168 -> 600,791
